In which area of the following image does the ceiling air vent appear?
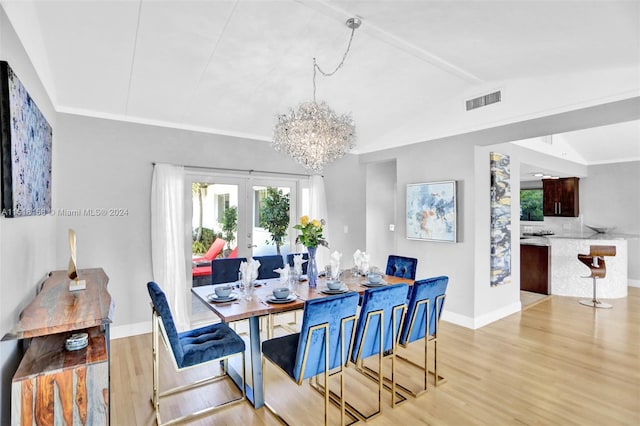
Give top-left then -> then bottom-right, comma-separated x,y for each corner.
466,90 -> 501,111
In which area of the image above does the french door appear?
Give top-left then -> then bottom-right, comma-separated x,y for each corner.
186,170 -> 305,274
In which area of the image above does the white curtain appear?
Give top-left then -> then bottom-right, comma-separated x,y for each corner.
309,174 -> 330,268
151,163 -> 190,331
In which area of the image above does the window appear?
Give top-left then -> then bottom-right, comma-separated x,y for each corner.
254,188 -> 267,227
520,188 -> 543,221
217,193 -> 230,222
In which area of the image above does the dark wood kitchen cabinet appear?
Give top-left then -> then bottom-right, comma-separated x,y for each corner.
520,244 -> 550,294
543,177 -> 579,217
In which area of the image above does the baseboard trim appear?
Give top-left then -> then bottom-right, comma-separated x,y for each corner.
442,301 -> 522,330
111,321 -> 151,340
628,279 -> 640,288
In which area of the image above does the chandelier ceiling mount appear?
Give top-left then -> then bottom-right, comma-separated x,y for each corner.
272,18 -> 362,174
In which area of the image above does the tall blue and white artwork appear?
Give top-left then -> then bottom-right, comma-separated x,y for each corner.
0,61 -> 52,217
490,152 -> 511,286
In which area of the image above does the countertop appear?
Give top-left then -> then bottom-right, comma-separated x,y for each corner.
520,236 -> 551,246
547,232 -> 639,240
520,232 -> 639,245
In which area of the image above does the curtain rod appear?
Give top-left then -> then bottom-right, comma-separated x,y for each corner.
152,163 -> 314,178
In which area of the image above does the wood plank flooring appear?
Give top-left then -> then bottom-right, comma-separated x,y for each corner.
111,288 -> 640,425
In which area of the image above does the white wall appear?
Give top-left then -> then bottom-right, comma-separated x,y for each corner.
581,161 -> 640,282
0,7 -> 57,424
54,113 -> 366,335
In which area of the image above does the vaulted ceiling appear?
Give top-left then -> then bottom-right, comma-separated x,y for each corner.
3,0 -> 639,162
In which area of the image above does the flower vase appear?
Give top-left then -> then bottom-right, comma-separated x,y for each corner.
307,246 -> 318,288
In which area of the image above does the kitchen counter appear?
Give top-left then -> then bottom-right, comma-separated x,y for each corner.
547,237 -> 628,299
548,232 -> 639,240
520,236 -> 550,246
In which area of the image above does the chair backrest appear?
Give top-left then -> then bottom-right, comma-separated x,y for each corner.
286,253 -> 309,275
228,246 -> 239,258
293,292 -> 359,383
147,281 -> 184,365
400,276 -> 448,345
211,257 -> 247,284
351,283 -> 409,363
385,255 -> 418,280
253,255 -> 285,279
204,238 -> 226,261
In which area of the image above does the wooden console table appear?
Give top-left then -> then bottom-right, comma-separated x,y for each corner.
2,268 -> 114,425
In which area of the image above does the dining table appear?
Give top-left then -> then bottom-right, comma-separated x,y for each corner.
191,273 -> 414,408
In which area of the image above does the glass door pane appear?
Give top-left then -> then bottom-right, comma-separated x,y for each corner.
249,180 -> 296,258
191,182 -> 239,260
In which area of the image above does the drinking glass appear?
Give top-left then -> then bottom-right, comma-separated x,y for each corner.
244,279 -> 255,301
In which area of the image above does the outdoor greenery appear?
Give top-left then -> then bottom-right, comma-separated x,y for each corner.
260,187 -> 290,255
520,189 -> 544,221
192,182 -> 209,242
221,206 -> 238,251
191,227 -> 222,255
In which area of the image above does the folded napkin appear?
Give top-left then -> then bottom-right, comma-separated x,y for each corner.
353,249 -> 362,269
360,252 -> 370,274
353,249 -> 370,274
293,254 -> 307,276
330,251 -> 342,280
274,266 -> 289,285
240,258 -> 261,285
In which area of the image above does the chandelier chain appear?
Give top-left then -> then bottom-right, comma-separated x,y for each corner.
312,24 -> 357,102
272,18 -> 360,173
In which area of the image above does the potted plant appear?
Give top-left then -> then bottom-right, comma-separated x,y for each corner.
260,187 -> 290,255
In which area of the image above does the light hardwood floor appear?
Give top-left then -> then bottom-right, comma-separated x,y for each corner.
111,288 -> 640,425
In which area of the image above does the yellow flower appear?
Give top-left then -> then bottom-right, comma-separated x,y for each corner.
311,219 -> 321,228
300,215 -> 309,226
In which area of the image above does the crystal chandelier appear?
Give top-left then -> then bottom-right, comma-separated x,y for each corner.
272,18 -> 361,174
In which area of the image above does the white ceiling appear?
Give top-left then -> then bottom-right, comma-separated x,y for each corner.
2,1 -> 639,164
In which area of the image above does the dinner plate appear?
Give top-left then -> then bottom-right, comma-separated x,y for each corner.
207,293 -> 239,303
362,280 -> 386,287
321,287 -> 349,295
266,294 -> 297,304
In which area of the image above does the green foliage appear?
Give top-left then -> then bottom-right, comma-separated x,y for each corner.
520,189 -> 544,221
192,240 -> 208,255
260,187 -> 290,254
221,206 -> 238,250
192,227 -> 221,255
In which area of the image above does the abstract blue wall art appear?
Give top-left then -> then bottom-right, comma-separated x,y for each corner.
406,180 -> 457,242
0,61 -> 52,218
490,152 -> 511,286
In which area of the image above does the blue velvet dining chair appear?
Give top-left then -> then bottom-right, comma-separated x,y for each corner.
385,255 -> 418,280
147,281 -> 246,425
286,252 -> 309,275
262,292 -> 360,426
253,254 -> 285,279
211,257 -> 247,285
349,283 -> 409,420
398,275 -> 448,396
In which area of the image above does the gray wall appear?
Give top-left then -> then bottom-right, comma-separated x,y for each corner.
366,160 -> 397,269
54,113 -> 366,331
0,8 -> 58,424
361,100 -> 640,327
581,161 -> 640,280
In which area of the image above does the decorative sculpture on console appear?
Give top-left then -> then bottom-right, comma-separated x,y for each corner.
68,229 -> 86,291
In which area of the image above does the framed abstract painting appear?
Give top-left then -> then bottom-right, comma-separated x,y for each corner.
406,180 -> 457,242
0,61 -> 52,218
